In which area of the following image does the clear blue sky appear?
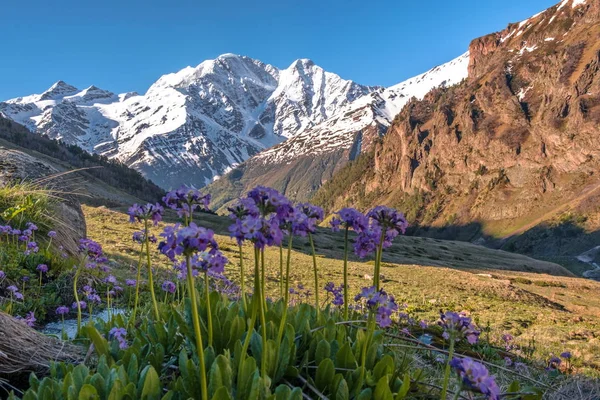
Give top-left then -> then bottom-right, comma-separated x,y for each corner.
1,0 -> 558,100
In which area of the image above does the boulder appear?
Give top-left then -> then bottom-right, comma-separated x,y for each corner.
0,146 -> 86,254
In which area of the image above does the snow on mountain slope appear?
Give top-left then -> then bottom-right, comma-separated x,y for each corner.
0,54 -> 376,189
254,52 -> 470,165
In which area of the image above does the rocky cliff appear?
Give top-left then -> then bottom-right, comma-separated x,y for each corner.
318,0 -> 600,256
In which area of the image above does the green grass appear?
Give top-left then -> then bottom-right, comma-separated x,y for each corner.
0,182 -> 55,233
84,205 -> 600,375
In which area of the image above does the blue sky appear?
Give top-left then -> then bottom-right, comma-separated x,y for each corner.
1,0 -> 558,99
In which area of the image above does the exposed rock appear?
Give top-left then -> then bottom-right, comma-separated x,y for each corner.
0,146 -> 86,254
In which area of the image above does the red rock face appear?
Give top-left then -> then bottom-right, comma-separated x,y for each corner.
328,0 -> 600,237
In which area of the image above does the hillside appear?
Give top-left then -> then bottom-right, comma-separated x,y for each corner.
0,116 -> 164,206
313,0 -> 600,275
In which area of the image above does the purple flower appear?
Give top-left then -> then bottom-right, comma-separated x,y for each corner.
109,327 -> 129,349
104,275 -> 117,285
450,357 -> 500,400
560,351 -> 572,359
72,300 -> 87,310
324,282 -> 344,306
163,185 -> 211,218
128,203 -> 164,226
47,231 -> 57,238
0,270 -> 5,279
291,203 -> 324,236
159,222 -> 219,260
7,285 -> 24,300
353,226 -> 381,258
367,206 -> 408,235
439,311 -> 480,345
18,311 -> 36,327
161,280 -> 176,293
548,356 -> 561,368
355,286 -> 398,328
7,285 -> 19,293
228,215 -> 283,250
79,238 -> 104,260
37,264 -> 48,273
26,222 -> 38,231
56,306 -> 70,315
419,320 -> 428,329
247,186 -> 292,217
25,241 -> 39,254
333,208 -> 368,232
125,279 -> 137,287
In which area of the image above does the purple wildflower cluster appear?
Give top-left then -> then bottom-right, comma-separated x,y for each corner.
354,286 -> 399,328
438,311 -> 480,344
450,357 -> 500,400
36,264 -> 48,273
7,285 -> 24,300
83,285 -> 102,304
324,282 -> 344,306
161,280 -> 176,293
128,203 -> 164,226
109,327 -> 129,349
163,185 -> 210,218
329,206 -> 408,259
56,306 -> 70,315
16,311 -> 36,327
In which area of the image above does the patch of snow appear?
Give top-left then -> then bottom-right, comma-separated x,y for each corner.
545,37 -> 555,41
518,44 -> 538,55
517,86 -> 533,101
572,0 -> 587,8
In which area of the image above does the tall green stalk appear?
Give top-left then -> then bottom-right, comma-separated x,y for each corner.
441,337 -> 456,399
185,254 -> 208,400
276,234 -> 294,344
279,245 -> 283,298
129,242 -> 145,327
238,244 -> 247,312
204,269 -> 213,347
144,219 -> 160,320
73,262 -> 83,335
238,251 -> 260,383
259,249 -> 268,381
373,229 -> 386,290
308,232 -> 320,319
343,227 -> 349,320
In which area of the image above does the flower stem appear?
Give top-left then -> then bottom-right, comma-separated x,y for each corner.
343,227 -> 349,320
279,245 -> 283,298
441,337 -> 455,399
204,269 -> 213,347
259,249 -> 268,382
373,229 -> 386,290
308,233 -> 320,320
277,234 -> 293,344
239,244 -> 247,313
144,219 -> 160,320
129,242 -> 145,327
73,264 -> 83,335
185,254 -> 208,400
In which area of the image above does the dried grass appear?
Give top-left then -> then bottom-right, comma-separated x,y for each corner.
0,311 -> 83,376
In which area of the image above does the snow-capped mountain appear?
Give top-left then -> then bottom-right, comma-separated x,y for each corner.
206,52 -> 470,209
0,54 -> 376,189
255,52 -> 470,165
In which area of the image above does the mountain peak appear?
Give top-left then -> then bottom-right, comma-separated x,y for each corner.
40,81 -> 79,100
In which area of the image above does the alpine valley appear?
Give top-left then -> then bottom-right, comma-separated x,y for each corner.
2,0 -> 600,275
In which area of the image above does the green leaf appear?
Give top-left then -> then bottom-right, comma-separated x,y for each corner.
357,388 -> 373,400
394,373 -> 411,400
78,384 -> 99,400
315,358 -> 335,392
335,343 -> 357,370
373,375 -> 393,400
210,387 -> 233,400
107,380 -> 124,400
85,326 -> 111,363
372,355 -> 394,382
140,366 -> 161,400
334,377 -> 349,400
315,339 -> 331,366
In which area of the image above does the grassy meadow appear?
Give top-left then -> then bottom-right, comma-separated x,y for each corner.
84,205 -> 600,375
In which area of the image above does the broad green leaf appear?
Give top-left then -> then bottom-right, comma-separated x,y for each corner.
315,358 -> 335,392
85,326 -> 110,364
335,343 -> 357,370
78,384 -> 99,400
373,375 -> 393,400
140,366 -> 161,400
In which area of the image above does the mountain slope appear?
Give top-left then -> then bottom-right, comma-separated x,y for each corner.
314,0 -> 600,273
0,55 -> 375,189
0,116 -> 164,206
206,52 -> 470,210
